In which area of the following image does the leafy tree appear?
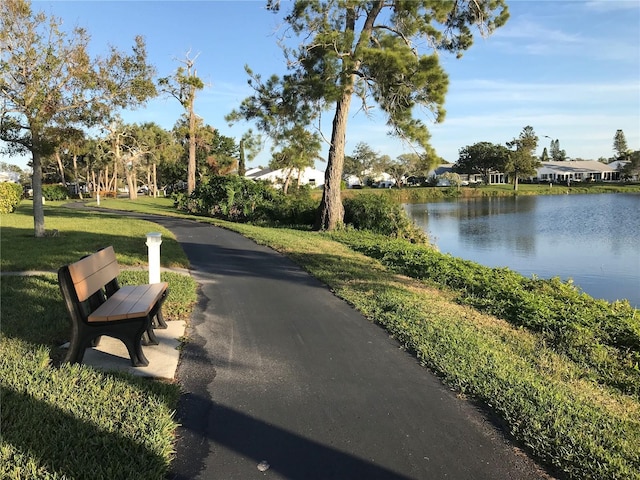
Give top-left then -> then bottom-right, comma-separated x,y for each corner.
172,116 -> 238,182
382,153 -> 421,188
454,141 -> 509,184
505,126 -> 540,191
207,129 -> 238,176
540,147 -> 549,162
549,138 -> 567,161
620,150 -> 639,180
344,142 -> 384,184
0,0 -> 156,236
158,52 -> 205,195
0,161 -> 23,176
269,125 -> 322,194
238,0 -> 509,230
238,130 -> 262,177
613,129 -> 629,160
226,67 -> 318,181
122,122 -> 179,197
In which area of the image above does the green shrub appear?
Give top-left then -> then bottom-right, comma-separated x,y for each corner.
175,175 -> 276,222
0,182 -> 23,213
343,193 -> 428,243
256,187 -> 319,226
42,184 -> 69,201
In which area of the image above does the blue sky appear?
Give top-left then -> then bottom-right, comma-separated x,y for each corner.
5,0 -> 640,171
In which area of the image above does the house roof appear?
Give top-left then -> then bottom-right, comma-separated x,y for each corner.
245,168 -> 274,179
539,161 -> 617,174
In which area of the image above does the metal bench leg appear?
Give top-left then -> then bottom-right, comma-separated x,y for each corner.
153,310 -> 168,329
143,325 -> 159,346
122,331 -> 149,367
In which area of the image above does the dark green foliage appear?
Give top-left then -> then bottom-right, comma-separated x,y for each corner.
343,193 -> 428,243
175,175 -> 276,222
42,184 -> 69,201
256,187 -> 319,226
330,231 -> 640,397
175,175 -> 319,227
0,182 -> 23,213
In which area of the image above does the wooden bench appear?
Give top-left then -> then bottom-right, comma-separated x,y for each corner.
57,246 -> 169,367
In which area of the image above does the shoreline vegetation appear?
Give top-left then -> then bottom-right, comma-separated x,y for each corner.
335,182 -> 640,204
2,188 -> 639,479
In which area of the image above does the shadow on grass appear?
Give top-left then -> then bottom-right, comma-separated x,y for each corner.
0,385 -> 169,479
1,226 -> 187,271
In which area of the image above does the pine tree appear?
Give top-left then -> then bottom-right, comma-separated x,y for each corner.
613,129 -> 629,160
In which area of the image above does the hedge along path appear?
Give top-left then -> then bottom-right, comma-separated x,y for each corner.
220,224 -> 640,480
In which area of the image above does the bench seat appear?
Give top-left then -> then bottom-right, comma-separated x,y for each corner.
89,283 -> 169,322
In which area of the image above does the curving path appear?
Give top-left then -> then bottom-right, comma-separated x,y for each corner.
121,213 -> 554,480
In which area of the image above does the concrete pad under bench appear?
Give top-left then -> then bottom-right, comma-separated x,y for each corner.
82,320 -> 186,380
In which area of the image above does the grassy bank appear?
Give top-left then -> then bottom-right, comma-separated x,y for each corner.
3,198 -> 639,479
335,182 -> 640,204
1,203 -> 196,479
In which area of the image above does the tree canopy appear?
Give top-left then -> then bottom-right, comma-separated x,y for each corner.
0,0 -> 156,236
454,141 -> 509,184
505,126 -> 540,190
233,0 -> 509,230
158,52 -> 205,194
613,129 -> 629,160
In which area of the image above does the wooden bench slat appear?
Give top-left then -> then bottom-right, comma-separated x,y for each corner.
118,284 -> 168,316
88,282 -> 168,322
68,246 -> 120,301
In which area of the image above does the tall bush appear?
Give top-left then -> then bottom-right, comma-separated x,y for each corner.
256,187 -> 319,227
175,175 -> 275,222
343,193 -> 428,243
0,182 -> 23,213
42,184 -> 69,201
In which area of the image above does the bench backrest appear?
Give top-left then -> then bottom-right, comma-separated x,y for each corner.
67,246 -> 120,302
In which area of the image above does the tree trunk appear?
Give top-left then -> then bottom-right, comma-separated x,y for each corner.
187,104 -> 197,194
126,169 -> 138,200
282,167 -> 293,195
315,90 -> 352,230
31,133 -> 46,237
55,151 -> 67,185
238,139 -> 246,177
152,163 -> 158,197
73,154 -> 83,199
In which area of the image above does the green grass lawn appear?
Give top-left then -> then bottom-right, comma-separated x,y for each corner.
1,201 -> 189,271
2,196 -> 639,479
1,201 -> 196,479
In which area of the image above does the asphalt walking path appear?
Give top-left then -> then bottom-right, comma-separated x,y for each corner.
110,213 -> 550,480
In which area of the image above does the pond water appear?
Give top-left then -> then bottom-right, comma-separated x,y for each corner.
404,193 -> 640,307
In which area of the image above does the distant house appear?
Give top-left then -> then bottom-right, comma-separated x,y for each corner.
427,164 -> 506,185
536,161 -> 623,183
343,170 -> 395,188
245,166 -> 325,189
0,171 -> 20,183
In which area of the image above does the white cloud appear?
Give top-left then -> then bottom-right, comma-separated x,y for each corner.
584,0 -> 640,12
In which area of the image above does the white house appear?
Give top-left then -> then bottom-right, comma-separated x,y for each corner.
245,166 -> 325,189
0,171 -> 20,183
536,161 -> 623,183
426,164 -> 506,185
344,170 -> 396,188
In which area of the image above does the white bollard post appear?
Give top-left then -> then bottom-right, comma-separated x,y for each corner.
96,193 -> 100,206
145,232 -> 162,284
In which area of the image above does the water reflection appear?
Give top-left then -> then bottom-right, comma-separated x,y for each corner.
405,193 -> 640,306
